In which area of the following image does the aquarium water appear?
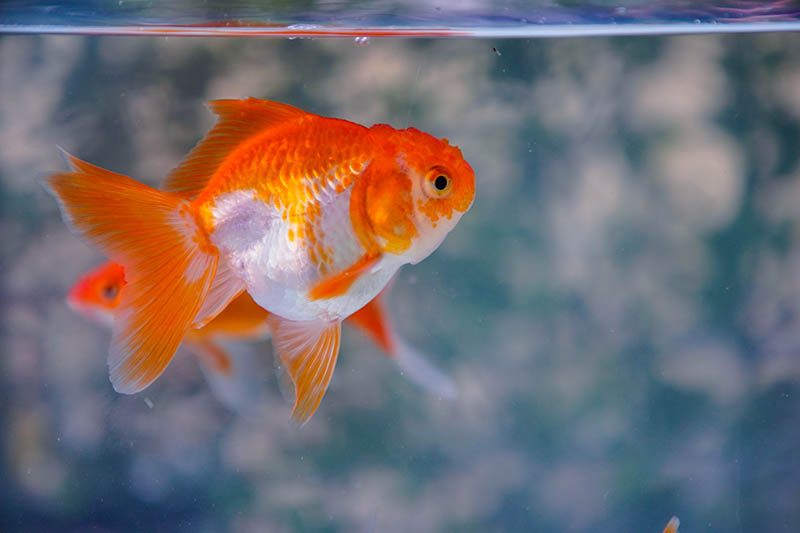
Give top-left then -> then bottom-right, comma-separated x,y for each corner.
2,1 -> 800,531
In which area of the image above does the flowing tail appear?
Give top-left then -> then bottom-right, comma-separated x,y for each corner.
42,153 -> 219,393
348,284 -> 457,398
392,339 -> 457,399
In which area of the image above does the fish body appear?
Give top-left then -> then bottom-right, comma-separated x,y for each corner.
45,98 -> 474,424
185,101 -> 473,323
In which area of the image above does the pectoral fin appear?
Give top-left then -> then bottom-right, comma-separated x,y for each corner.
346,285 -> 395,354
308,253 -> 381,301
268,316 -> 342,426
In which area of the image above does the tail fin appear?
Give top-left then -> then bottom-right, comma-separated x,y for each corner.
42,154 -> 218,393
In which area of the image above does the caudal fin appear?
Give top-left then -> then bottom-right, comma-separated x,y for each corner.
42,153 -> 219,393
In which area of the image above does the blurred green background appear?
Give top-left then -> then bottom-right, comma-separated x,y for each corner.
2,33 -> 800,532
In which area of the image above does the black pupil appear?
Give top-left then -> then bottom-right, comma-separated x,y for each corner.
434,175 -> 449,191
103,285 -> 117,299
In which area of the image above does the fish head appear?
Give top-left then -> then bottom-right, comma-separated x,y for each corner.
364,126 -> 475,264
67,261 -> 126,326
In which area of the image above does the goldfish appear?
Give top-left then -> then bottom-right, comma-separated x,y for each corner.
67,260 -> 455,410
45,99 -> 473,424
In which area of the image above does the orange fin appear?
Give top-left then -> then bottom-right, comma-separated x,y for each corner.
346,288 -> 396,355
56,147 -> 133,181
663,516 -> 680,533
308,253 -> 381,301
162,98 -> 310,198
268,316 -> 341,426
195,292 -> 271,339
42,153 -> 217,393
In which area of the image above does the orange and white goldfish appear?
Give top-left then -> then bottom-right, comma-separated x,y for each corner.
67,261 -> 455,410
45,101 -> 472,424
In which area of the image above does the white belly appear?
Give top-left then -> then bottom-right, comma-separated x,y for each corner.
208,189 -> 401,322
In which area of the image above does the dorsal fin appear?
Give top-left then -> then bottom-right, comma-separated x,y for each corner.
162,98 -> 310,198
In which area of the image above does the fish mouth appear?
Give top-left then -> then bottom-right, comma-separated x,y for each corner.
410,226 -> 451,265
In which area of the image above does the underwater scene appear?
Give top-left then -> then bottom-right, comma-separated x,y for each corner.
2,29 -> 800,533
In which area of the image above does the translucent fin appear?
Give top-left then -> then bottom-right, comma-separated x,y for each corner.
188,338 -> 264,414
192,259 -> 246,328
162,98 -> 310,198
392,338 -> 457,399
308,253 -> 381,301
42,153 -> 217,393
267,316 -> 341,426
273,349 -> 296,408
663,516 -> 680,533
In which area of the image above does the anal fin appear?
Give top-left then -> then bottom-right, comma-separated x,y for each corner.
268,316 -> 342,426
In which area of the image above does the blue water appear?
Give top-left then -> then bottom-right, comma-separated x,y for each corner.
2,17 -> 800,533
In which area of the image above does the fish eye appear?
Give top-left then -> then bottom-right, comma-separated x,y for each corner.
102,284 -> 118,300
423,167 -> 453,198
